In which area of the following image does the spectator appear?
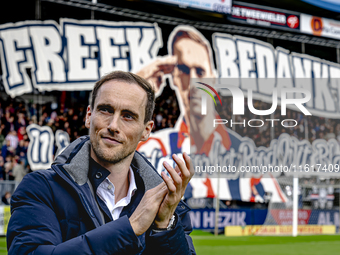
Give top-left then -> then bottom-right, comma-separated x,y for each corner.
3,115 -> 15,136
17,126 -> 26,141
1,191 -> 11,205
16,112 -> 26,130
1,139 -> 13,160
0,156 -> 4,180
155,112 -> 163,128
12,159 -> 26,182
0,125 -> 5,148
4,155 -> 14,180
6,130 -> 19,150
29,104 -> 37,119
15,140 -> 26,156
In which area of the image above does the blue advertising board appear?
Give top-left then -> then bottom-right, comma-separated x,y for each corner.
189,208 -> 268,229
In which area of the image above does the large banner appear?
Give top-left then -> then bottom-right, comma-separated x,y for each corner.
0,19 -> 162,97
3,19 -> 339,202
2,19 -> 340,118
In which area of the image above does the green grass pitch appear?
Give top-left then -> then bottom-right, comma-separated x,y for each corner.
0,231 -> 339,255
191,230 -> 340,255
0,237 -> 6,255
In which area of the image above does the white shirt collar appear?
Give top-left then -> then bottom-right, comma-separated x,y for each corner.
96,167 -> 137,220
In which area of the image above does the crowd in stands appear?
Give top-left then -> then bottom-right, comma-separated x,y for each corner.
153,86 -> 180,131
0,100 -> 30,182
0,96 -> 89,184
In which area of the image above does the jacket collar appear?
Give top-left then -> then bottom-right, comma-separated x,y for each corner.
53,135 -> 163,191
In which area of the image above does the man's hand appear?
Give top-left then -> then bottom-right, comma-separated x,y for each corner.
136,56 -> 177,93
154,152 -> 194,228
129,183 -> 168,236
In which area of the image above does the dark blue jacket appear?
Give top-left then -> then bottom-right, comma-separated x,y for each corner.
7,136 -> 196,254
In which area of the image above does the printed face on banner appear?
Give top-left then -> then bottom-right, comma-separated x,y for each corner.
136,25 -> 217,134
172,37 -> 215,122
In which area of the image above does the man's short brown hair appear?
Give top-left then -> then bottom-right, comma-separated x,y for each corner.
91,71 -> 155,123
